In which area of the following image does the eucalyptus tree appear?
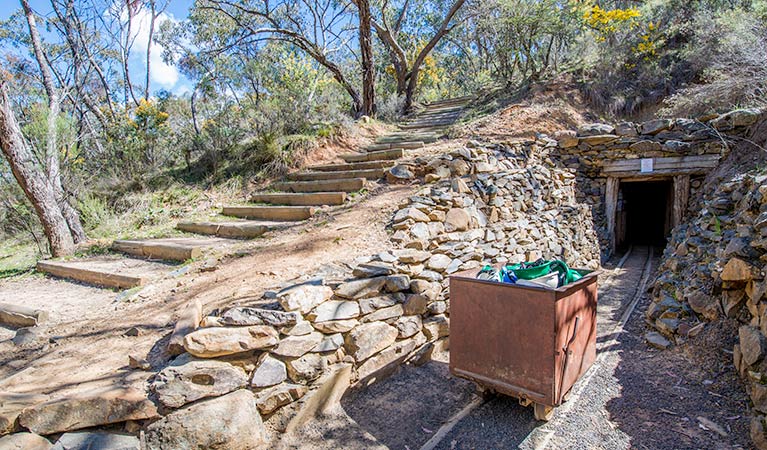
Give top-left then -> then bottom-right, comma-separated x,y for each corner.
361,0 -> 468,112
194,0 -> 369,116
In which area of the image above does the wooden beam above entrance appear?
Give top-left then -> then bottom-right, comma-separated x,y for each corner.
603,155 -> 720,177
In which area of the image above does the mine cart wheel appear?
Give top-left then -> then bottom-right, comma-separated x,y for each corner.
534,403 -> 554,421
475,384 -> 495,399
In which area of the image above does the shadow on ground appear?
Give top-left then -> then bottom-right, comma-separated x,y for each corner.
340,361 -> 476,449
604,298 -> 751,449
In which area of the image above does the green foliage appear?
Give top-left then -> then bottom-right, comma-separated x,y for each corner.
578,0 -> 766,116
77,193 -> 111,231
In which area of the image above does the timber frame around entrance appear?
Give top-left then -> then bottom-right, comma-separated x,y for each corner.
602,155 -> 721,254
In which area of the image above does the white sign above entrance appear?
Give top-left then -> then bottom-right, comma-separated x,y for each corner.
640,158 -> 654,173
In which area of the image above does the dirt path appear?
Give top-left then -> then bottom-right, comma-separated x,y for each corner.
284,246 -> 750,449
0,184 -> 415,398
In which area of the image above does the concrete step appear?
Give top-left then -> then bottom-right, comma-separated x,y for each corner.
364,141 -> 424,152
222,205 -> 314,221
308,161 -> 393,172
250,192 -> 347,206
288,168 -> 385,182
37,256 -> 174,289
340,149 -> 404,163
271,178 -> 366,193
177,220 -> 276,239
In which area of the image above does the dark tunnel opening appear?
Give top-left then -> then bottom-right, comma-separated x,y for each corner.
616,180 -> 672,249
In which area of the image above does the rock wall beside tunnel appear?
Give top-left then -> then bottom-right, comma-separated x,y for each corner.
617,108 -> 767,448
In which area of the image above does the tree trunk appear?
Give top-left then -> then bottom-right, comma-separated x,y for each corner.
372,0 -> 466,114
0,80 -> 75,257
357,0 -> 376,117
144,0 -> 157,100
21,0 -> 87,244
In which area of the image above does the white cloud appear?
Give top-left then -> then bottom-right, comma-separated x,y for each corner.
124,5 -> 179,90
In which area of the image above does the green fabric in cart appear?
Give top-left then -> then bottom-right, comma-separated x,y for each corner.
506,259 -> 582,287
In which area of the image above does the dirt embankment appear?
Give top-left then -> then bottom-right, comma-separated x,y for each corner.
456,78 -> 598,141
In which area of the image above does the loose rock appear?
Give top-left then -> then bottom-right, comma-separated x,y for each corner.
145,390 -> 265,450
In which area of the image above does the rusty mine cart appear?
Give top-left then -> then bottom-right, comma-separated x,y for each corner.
449,267 -> 599,421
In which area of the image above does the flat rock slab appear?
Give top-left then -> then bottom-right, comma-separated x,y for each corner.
0,303 -> 48,328
145,390 -> 265,450
152,356 -> 248,408
18,387 -> 158,435
37,256 -> 176,289
271,332 -> 324,358
183,325 -> 279,357
0,393 -> 50,435
219,307 -> 299,327
52,431 -> 138,450
335,277 -> 387,300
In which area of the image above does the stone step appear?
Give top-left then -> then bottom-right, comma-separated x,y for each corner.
288,169 -> 384,182
375,135 -> 437,144
399,123 -> 451,131
222,205 -> 315,221
113,239 -> 202,261
177,221 -> 276,239
364,141 -> 424,152
400,123 -> 455,129
271,178 -> 366,193
424,96 -> 473,107
340,149 -> 404,163
112,237 -> 238,262
250,192 -> 347,206
36,256 -> 174,289
417,106 -> 466,116
308,161 -> 393,172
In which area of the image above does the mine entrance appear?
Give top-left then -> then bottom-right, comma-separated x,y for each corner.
615,179 -> 673,249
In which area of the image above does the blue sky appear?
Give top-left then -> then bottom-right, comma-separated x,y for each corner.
1,0 -> 195,96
